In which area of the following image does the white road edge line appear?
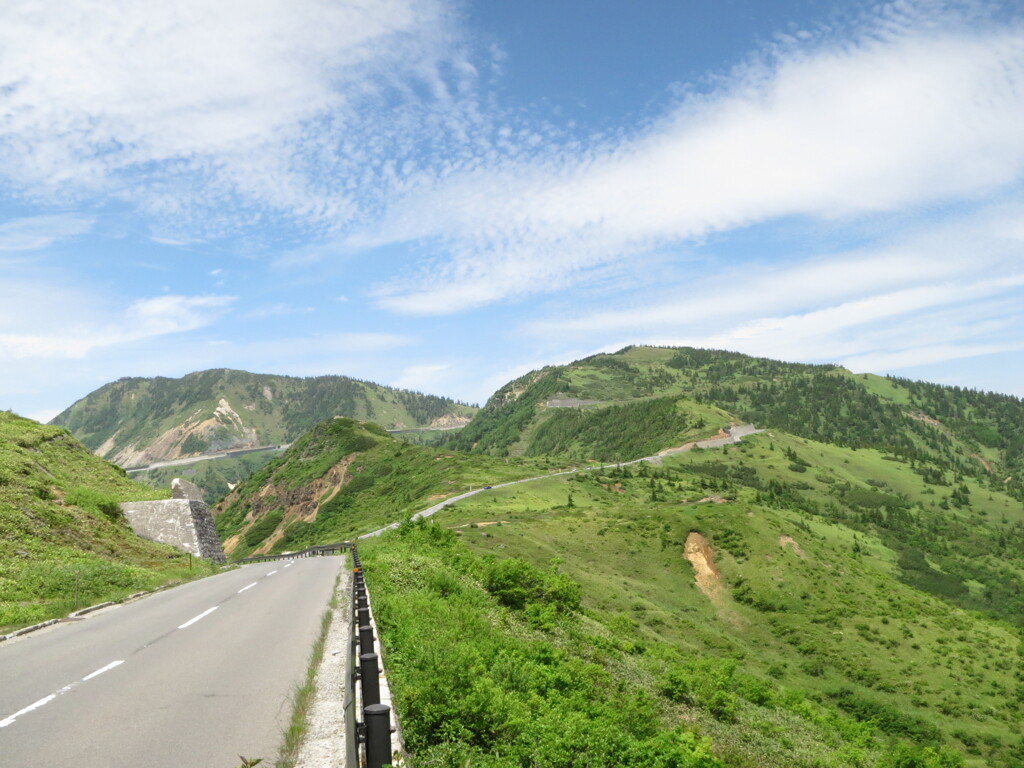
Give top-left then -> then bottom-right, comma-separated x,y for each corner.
178,606 -> 218,629
82,660 -> 124,681
238,582 -> 258,593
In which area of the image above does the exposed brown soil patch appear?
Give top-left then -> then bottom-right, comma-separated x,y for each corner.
779,535 -> 805,557
429,414 -> 472,428
972,453 -> 994,474
219,454 -> 356,555
684,532 -> 745,627
659,440 -> 697,456
697,495 -> 728,504
454,520 -> 509,528
110,399 -> 258,466
684,532 -> 722,602
908,411 -> 942,426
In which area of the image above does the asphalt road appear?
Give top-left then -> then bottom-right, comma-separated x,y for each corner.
0,556 -> 342,768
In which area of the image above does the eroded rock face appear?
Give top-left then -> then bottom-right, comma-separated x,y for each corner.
120,499 -> 226,563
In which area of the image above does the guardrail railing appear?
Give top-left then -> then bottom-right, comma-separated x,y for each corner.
348,545 -> 404,768
233,541 -> 353,565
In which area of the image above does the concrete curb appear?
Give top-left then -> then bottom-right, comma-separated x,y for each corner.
68,601 -> 115,618
0,585 -> 170,644
0,618 -> 60,643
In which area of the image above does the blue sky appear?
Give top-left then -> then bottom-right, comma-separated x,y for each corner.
1,0 -> 1023,422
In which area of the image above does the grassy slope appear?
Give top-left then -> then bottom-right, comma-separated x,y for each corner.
0,412 -> 218,632
213,418 -> 558,559
51,368 -> 477,461
377,431 -> 1024,766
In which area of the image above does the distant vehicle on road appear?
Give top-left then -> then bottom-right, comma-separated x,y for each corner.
483,485 -> 492,489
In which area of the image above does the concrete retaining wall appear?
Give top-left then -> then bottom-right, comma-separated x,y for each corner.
120,498 -> 226,563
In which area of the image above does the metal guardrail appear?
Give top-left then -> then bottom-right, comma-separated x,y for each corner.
347,545 -> 403,768
233,541 -> 353,565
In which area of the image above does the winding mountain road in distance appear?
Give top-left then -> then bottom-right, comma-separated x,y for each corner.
360,424 -> 761,538
0,556 -> 341,768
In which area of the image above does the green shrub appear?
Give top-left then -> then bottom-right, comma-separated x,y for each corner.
483,557 -> 581,613
64,486 -> 124,520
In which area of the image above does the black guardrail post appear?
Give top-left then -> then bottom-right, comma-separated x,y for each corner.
363,704 -> 391,768
358,623 -> 374,656
359,652 -> 381,706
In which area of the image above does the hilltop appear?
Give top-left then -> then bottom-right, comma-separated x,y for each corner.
51,368 -> 477,468
0,411 -> 216,632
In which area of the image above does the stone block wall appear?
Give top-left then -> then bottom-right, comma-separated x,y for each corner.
120,498 -> 227,563
171,477 -> 205,502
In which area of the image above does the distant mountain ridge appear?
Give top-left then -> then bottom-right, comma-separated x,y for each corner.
51,369 -> 476,468
449,345 -> 1024,501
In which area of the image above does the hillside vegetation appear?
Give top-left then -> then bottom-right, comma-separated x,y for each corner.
52,368 -> 477,468
362,426 -> 1024,766
213,418 -> 554,559
0,412 -> 217,632
449,347 -> 1024,505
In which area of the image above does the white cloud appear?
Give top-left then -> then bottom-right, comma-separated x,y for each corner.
244,303 -> 316,318
0,214 -> 93,250
0,0 -> 470,234
371,10 -> 1024,313
515,196 -> 1024,380
0,293 -> 235,359
840,341 -> 1024,374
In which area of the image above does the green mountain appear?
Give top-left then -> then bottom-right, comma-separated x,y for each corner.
51,368 -> 477,468
212,346 -> 1024,767
212,417 -> 551,560
450,346 -> 1024,502
0,411 -> 216,632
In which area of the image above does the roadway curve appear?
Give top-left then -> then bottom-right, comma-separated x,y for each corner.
0,557 -> 341,768
359,424 -> 760,538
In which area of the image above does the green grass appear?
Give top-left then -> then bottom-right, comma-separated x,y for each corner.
419,433 -> 1023,766
0,411 -> 220,632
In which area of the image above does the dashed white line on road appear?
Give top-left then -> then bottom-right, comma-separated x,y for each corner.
1,659 -> 124,728
267,570 -> 278,576
283,563 -> 294,568
238,582 -> 258,593
178,606 -> 218,629
82,660 -> 124,681
0,693 -> 59,728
